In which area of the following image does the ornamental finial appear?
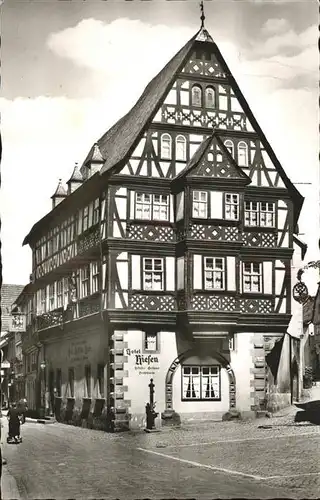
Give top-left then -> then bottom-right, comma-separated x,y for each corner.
200,1 -> 205,28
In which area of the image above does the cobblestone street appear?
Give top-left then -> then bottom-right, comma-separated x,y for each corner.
1,407 -> 320,500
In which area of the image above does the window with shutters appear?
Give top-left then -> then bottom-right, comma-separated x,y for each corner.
192,191 -> 208,218
245,201 -> 275,227
176,135 -> 187,161
182,365 -> 221,401
143,258 -> 164,291
204,257 -> 225,290
243,262 -> 262,293
224,193 -> 239,220
161,134 -> 172,159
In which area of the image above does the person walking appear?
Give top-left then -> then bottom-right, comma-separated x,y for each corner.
7,403 -> 21,442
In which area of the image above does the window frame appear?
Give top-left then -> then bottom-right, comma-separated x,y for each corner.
191,84 -> 202,107
57,280 -> 63,308
203,257 -> 226,291
90,261 -> 100,294
142,257 -> 165,292
176,135 -> 187,161
192,190 -> 208,219
237,141 -> 248,167
244,201 -> 275,228
224,193 -> 239,221
242,262 -> 263,294
224,139 -> 234,158
205,86 -> 215,109
143,331 -> 160,353
80,265 -> 90,298
181,364 -> 221,401
160,133 -> 172,160
93,198 -> 100,225
135,193 -> 169,221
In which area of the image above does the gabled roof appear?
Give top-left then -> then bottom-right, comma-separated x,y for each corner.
1,284 -> 25,333
174,131 -> 251,182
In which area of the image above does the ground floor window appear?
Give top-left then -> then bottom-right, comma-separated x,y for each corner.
182,365 -> 221,401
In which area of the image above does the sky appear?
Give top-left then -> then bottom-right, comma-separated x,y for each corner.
1,0 -> 319,292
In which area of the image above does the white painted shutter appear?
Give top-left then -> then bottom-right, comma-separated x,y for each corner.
131,255 -> 141,289
169,195 -> 174,222
210,191 -> 223,219
263,261 -> 273,295
193,255 -> 202,289
177,257 -> 185,290
130,191 -> 135,219
166,257 -> 175,291
227,257 -> 236,291
239,262 -> 243,294
176,192 -> 184,221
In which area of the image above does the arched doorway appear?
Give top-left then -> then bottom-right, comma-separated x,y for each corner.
164,348 -> 236,412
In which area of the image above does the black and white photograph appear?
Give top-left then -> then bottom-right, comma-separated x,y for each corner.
0,0 -> 319,498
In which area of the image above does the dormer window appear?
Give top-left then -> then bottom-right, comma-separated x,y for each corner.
238,141 -> 248,167
224,140 -> 234,158
176,135 -> 187,161
192,85 -> 202,106
161,134 -> 172,159
205,87 -> 215,108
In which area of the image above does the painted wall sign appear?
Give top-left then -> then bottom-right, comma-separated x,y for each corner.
68,340 -> 92,363
126,348 -> 160,375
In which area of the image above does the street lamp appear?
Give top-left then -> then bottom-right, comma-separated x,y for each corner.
40,360 -> 46,418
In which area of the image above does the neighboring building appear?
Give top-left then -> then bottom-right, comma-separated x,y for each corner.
0,284 -> 24,406
303,280 -> 320,382
20,19 -> 304,430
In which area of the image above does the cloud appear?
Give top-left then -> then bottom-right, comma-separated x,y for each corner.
262,18 -> 291,35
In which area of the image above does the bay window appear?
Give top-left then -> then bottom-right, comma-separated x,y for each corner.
182,365 -> 220,400
243,262 -> 262,293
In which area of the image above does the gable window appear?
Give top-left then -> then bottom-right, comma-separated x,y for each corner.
238,141 -> 248,167
144,331 -> 159,352
176,135 -> 187,161
161,134 -> 172,159
143,258 -> 164,291
91,261 -> 100,294
204,257 -> 225,290
225,193 -> 239,220
243,262 -> 262,293
224,140 -> 234,157
80,266 -> 90,298
192,191 -> 208,218
135,193 -> 169,221
245,201 -> 275,227
205,87 -> 215,108
192,85 -> 202,106
182,365 -> 220,400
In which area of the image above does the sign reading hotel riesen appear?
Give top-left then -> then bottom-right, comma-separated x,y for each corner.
126,348 -> 160,375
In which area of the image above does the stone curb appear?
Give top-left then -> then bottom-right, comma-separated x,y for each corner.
1,464 -> 22,500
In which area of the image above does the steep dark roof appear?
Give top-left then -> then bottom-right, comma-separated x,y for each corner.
67,163 -> 83,184
1,284 -> 25,333
51,179 -> 67,199
175,131 -> 251,182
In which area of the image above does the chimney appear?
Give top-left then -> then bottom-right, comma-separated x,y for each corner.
67,162 -> 83,195
51,179 -> 67,209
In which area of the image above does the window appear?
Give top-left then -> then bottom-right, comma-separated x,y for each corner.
244,201 -> 275,227
204,257 -> 225,290
243,262 -> 262,293
93,198 -> 100,225
143,258 -> 164,291
182,365 -> 220,400
57,280 -> 63,308
40,288 -> 46,314
53,227 -> 59,253
205,87 -> 215,108
192,85 -> 202,106
225,193 -> 239,220
153,194 -> 169,220
82,206 -> 89,232
238,141 -> 248,167
85,365 -> 91,398
161,134 -> 172,159
91,261 -> 100,294
63,277 -> 69,307
192,191 -> 208,218
68,368 -> 75,398
48,283 -> 55,311
144,331 -> 158,352
97,364 -> 105,398
80,266 -> 90,298
135,193 -> 169,221
56,369 -> 62,397
224,140 -> 234,157
176,135 -> 187,161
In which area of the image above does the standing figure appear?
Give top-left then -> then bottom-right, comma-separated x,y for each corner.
7,403 -> 22,443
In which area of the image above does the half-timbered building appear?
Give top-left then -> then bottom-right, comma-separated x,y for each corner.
21,20 -> 304,430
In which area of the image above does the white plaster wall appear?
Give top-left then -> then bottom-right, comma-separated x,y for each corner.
230,332 -> 254,412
